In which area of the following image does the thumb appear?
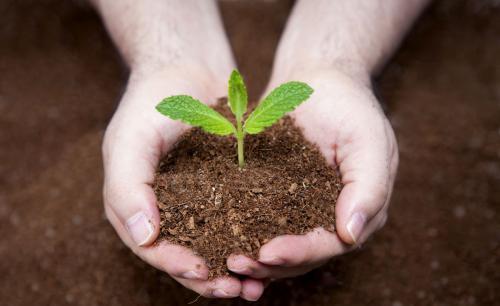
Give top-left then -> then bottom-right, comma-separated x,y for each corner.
335,120 -> 398,245
102,76 -> 205,248
102,121 -> 163,247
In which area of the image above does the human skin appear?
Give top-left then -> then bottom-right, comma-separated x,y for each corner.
91,0 -> 264,301
226,0 -> 430,280
91,0 -> 429,301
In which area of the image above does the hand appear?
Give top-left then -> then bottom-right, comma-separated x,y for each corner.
102,68 -> 264,301
227,69 -> 398,279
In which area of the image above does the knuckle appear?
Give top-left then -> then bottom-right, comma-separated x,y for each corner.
286,236 -> 316,266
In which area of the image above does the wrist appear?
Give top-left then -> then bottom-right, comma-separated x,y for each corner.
268,60 -> 372,94
128,62 -> 231,105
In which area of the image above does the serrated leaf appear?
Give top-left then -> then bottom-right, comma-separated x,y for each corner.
228,70 -> 248,120
156,95 -> 235,136
244,82 -> 313,134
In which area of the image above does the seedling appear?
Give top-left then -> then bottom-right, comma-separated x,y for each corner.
156,70 -> 313,167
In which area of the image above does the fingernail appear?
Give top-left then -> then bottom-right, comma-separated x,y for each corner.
347,212 -> 366,244
258,256 -> 285,265
181,270 -> 204,280
125,211 -> 154,246
212,289 -> 230,298
243,295 -> 259,302
229,256 -> 250,273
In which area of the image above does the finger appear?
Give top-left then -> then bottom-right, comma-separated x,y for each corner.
354,148 -> 397,243
228,254 -> 326,279
106,205 -> 210,280
335,119 -> 397,245
257,228 -> 350,268
240,278 -> 265,302
149,243 -> 210,280
355,210 -> 388,244
228,255 -> 289,279
237,213 -> 389,280
173,276 -> 242,298
227,254 -> 267,278
102,117 -> 163,247
102,123 -> 211,282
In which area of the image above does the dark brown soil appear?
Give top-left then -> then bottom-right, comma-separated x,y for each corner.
1,1 -> 499,305
153,107 -> 341,277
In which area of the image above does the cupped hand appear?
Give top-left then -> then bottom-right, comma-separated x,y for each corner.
102,68 -> 264,301
227,69 -> 399,279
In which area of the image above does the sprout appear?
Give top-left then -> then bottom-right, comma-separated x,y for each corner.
156,70 -> 313,167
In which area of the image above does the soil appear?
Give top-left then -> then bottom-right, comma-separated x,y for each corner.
1,0 -> 499,306
153,105 -> 341,277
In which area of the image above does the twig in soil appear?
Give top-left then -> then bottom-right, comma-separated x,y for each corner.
187,294 -> 202,304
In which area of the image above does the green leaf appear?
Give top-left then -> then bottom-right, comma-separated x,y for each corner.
156,95 -> 235,136
244,82 -> 313,134
228,69 -> 248,120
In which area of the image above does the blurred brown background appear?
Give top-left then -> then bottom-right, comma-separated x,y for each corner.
0,0 -> 499,305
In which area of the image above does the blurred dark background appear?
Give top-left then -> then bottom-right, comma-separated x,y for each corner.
0,0 -> 499,305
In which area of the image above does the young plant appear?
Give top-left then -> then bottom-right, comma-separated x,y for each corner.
155,70 -> 313,168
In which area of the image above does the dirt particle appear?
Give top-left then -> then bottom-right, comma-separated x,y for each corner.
278,216 -> 287,226
326,224 -> 335,232
325,181 -> 331,190
252,238 -> 260,248
250,188 -> 263,194
231,224 -> 241,236
178,236 -> 191,242
187,216 -> 195,230
158,202 -> 167,210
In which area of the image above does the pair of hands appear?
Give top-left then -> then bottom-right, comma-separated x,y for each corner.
102,67 -> 398,301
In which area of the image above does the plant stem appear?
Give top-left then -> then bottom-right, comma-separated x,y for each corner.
236,118 -> 244,167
